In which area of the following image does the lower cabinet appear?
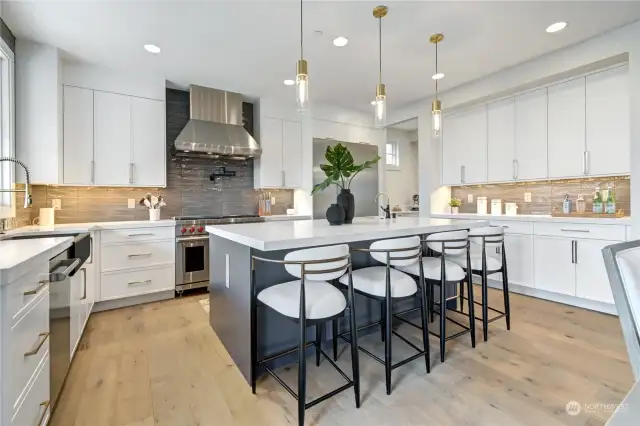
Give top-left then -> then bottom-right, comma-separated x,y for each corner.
534,236 -> 576,296
504,234 -> 534,288
11,355 -> 50,426
575,239 -> 616,304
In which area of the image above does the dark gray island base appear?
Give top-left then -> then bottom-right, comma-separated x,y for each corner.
208,234 -> 458,384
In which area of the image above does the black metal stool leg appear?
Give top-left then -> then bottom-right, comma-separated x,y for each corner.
315,324 -> 322,367
429,280 -> 435,323
347,268 -> 360,408
332,318 -> 339,361
250,270 -> 258,394
419,277 -> 431,373
467,275 -> 476,348
502,248 -> 511,331
384,291 -> 393,395
440,280 -> 446,363
298,319 -> 306,426
380,300 -> 386,342
459,281 -> 465,313
482,269 -> 489,342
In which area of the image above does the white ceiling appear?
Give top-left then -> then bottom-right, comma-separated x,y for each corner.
389,118 -> 418,131
5,0 -> 640,112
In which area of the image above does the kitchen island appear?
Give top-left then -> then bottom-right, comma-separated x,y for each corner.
206,216 -> 488,383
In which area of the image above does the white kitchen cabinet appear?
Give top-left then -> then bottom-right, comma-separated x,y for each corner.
442,106 -> 486,185
254,117 -> 302,189
63,86 -> 94,185
441,111 -> 464,185
514,88 -> 548,180
282,120 -> 303,188
575,239 -> 616,304
93,91 -> 132,185
548,78 -> 586,178
132,97 -> 166,186
504,234 -> 534,288
534,236 -> 576,296
586,66 -> 629,176
487,98 -> 515,182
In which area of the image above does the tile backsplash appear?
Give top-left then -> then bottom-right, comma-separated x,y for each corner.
13,88 -> 293,225
450,176 -> 630,216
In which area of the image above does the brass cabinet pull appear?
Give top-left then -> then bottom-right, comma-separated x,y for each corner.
128,253 -> 152,258
128,280 -> 151,286
24,332 -> 50,357
80,268 -> 87,301
127,233 -> 154,237
38,400 -> 51,425
23,280 -> 48,296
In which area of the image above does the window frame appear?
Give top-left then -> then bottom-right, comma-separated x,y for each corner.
0,36 -> 15,218
385,140 -> 400,170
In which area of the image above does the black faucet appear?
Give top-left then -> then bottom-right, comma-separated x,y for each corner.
380,204 -> 391,219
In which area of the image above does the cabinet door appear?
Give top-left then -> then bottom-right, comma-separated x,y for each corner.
256,117 -> 284,187
548,78 -> 586,178
504,234 -> 534,288
515,88 -> 548,180
282,119 -> 302,188
94,91 -> 132,185
534,236 -> 576,296
487,98 -> 515,182
132,97 -> 166,186
63,86 -> 94,185
441,112 -> 465,185
460,105 -> 488,184
575,239 -> 616,304
586,66 -> 629,176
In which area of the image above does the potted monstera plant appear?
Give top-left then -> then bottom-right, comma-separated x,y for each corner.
311,143 -> 381,224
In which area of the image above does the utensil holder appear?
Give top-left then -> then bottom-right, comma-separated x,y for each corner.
149,209 -> 161,221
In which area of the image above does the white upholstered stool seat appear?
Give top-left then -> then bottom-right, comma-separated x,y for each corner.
257,280 -> 347,320
396,257 -> 466,282
448,254 -> 502,272
338,266 -> 417,298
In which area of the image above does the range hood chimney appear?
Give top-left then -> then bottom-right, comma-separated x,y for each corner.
174,85 -> 261,158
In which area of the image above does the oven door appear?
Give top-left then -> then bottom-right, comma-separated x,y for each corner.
176,236 -> 209,288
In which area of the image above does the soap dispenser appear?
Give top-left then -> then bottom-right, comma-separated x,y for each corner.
562,194 -> 572,214
576,194 -> 586,214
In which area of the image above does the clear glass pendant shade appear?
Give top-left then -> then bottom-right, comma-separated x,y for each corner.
296,73 -> 308,111
432,100 -> 442,138
374,95 -> 386,128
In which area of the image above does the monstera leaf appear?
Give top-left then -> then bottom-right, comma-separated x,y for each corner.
311,143 -> 381,195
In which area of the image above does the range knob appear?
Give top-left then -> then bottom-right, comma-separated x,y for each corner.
180,227 -> 187,234
198,226 -> 204,233
189,227 -> 196,233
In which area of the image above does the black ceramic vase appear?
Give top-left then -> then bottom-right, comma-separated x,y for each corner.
337,189 -> 355,224
326,204 -> 345,226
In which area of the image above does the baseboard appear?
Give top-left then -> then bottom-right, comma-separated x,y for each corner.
93,290 -> 175,312
484,278 -> 617,316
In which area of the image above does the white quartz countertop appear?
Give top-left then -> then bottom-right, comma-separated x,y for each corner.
206,216 -> 489,251
261,214 -> 313,222
431,213 -> 631,225
1,219 -> 175,239
0,236 -> 73,285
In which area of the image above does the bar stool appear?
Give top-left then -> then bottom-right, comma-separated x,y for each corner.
449,226 -> 511,341
395,230 -> 476,362
335,236 -> 430,395
250,245 -> 360,426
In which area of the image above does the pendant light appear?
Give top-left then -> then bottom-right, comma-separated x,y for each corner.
296,0 -> 308,111
430,33 -> 444,138
373,5 -> 387,128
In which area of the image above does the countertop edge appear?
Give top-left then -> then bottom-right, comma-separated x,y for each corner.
0,237 -> 74,286
2,219 -> 176,238
430,213 -> 631,225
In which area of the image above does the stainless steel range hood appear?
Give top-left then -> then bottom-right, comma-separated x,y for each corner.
174,85 -> 261,158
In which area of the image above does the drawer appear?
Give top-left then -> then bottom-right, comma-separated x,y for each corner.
489,220 -> 533,235
101,226 -> 174,245
12,355 -> 50,426
4,264 -> 49,323
534,222 -> 626,241
100,265 -> 174,300
101,240 -> 174,272
9,293 -> 50,412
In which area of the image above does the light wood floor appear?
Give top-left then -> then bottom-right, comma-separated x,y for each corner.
49,286 -> 634,426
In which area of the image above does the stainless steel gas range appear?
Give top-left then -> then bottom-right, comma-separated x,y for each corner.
174,215 -> 265,293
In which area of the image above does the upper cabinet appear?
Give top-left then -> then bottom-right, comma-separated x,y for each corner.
548,78 -> 586,178
442,105 -> 487,185
586,66 -> 629,176
64,88 -> 166,187
442,65 -> 629,186
514,88 -> 548,181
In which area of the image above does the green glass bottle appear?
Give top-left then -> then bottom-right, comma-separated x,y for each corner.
593,185 -> 603,214
606,185 -> 616,214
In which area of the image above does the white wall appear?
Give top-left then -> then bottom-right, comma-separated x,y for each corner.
386,128 -> 418,207
16,39 -> 62,184
387,20 -> 640,234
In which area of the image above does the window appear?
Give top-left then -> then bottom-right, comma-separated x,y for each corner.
0,37 -> 15,218
386,141 -> 399,169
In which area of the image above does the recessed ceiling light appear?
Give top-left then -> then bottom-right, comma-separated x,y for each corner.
333,36 -> 348,47
546,22 -> 567,33
144,44 -> 161,54
432,73 -> 445,80
284,79 -> 295,86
